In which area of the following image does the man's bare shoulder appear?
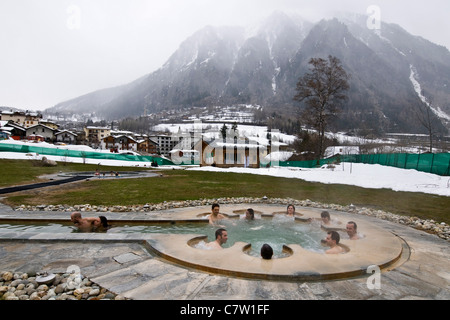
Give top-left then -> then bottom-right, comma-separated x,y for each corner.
206,241 -> 222,250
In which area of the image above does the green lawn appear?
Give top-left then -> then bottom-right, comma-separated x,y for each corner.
0,159 -> 146,187
1,159 -> 449,224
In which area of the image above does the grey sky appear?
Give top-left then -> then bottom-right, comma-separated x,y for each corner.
1,0 -> 449,111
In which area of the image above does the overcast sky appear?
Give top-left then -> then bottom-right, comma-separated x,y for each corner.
1,0 -> 449,111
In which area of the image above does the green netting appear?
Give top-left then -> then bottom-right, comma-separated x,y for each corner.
2,142 -> 449,175
0,143 -> 175,166
272,153 -> 450,176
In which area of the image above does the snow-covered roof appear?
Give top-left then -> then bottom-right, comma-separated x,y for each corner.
86,126 -> 111,130
25,124 -> 56,131
55,130 -> 78,136
324,146 -> 360,158
0,126 -> 13,132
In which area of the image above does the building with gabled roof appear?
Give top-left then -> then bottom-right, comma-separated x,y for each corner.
0,110 -> 43,128
0,121 -> 26,140
55,130 -> 78,144
101,134 -> 138,153
25,124 -> 56,142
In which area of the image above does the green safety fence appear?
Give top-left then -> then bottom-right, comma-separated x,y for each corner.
0,143 -> 175,166
3,143 -> 449,175
271,153 -> 450,176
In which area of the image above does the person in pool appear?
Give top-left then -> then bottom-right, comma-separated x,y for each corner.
286,204 -> 296,217
71,212 -> 98,232
309,211 -> 332,225
325,231 -> 344,254
70,212 -> 109,232
308,211 -> 343,227
245,208 -> 255,220
346,221 -> 361,240
320,211 -> 331,225
96,216 -> 110,231
208,203 -> 227,225
261,244 -> 273,260
206,228 -> 228,250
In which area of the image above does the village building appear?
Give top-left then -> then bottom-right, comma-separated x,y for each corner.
25,124 -> 56,142
0,110 -> 43,128
55,130 -> 78,144
149,134 -> 175,156
193,135 -> 284,168
324,146 -> 360,159
2,121 -> 26,140
136,136 -> 158,155
84,126 -> 111,148
101,135 -> 138,153
39,120 -> 60,131
0,121 -> 10,140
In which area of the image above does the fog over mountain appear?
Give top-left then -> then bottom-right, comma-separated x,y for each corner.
47,11 -> 450,135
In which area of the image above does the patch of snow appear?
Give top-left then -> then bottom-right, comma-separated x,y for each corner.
187,163 -> 450,197
409,64 -> 450,121
1,139 -> 449,196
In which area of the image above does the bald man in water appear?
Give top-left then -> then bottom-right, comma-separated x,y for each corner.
70,212 -> 101,232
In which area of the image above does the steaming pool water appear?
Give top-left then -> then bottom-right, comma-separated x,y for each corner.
0,203 -> 408,282
0,215 -> 329,258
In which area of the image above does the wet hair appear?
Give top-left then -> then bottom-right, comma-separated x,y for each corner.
212,203 -> 220,210
328,231 -> 340,244
99,216 -> 109,228
321,211 -> 330,219
246,208 -> 254,219
261,244 -> 273,260
347,221 -> 357,230
287,204 -> 295,211
215,228 -> 227,239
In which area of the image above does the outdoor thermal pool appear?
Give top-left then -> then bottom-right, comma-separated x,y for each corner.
0,204 -> 408,281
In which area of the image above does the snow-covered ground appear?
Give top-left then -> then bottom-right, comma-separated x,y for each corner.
186,163 -> 450,197
153,122 -> 297,144
152,122 -> 398,146
0,139 -> 161,167
409,64 -> 450,121
1,139 -> 449,197
1,152 -> 449,197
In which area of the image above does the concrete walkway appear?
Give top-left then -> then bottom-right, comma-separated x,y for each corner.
0,203 -> 449,301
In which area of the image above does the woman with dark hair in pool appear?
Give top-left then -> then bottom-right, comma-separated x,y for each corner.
96,216 -> 110,231
286,204 -> 295,217
245,208 -> 255,220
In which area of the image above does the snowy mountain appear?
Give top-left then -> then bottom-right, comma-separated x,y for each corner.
46,11 -> 450,135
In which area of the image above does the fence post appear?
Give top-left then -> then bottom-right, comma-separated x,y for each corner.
430,153 -> 435,174
447,158 -> 450,176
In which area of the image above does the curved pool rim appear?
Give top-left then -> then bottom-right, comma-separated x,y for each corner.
0,204 -> 408,282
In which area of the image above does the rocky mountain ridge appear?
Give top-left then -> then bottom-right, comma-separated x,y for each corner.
46,11 -> 450,135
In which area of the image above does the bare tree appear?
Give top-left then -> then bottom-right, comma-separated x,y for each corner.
415,98 -> 439,153
294,55 -> 350,159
